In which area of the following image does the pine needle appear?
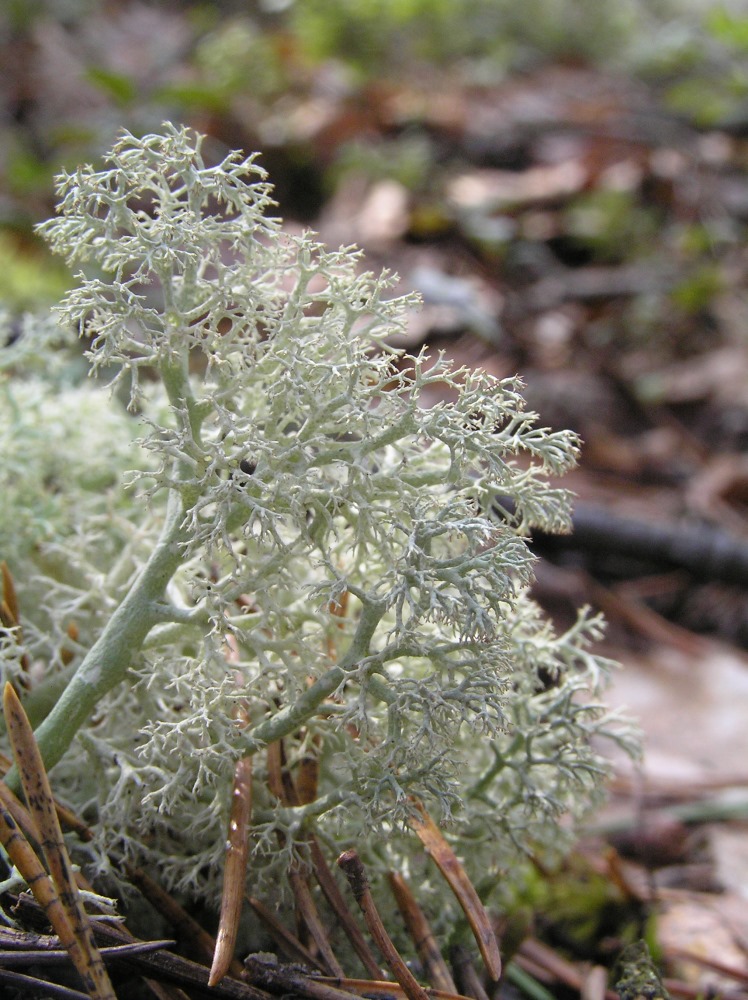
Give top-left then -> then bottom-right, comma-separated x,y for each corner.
3,682 -> 117,1000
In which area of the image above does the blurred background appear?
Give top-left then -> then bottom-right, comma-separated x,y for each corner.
4,1 -> 748,992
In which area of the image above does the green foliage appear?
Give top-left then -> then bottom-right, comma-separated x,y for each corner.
197,17 -> 288,101
287,0 -> 660,75
670,264 -> 724,314
706,6 -> 748,52
0,235 -> 71,311
538,855 -> 637,956
85,66 -> 139,107
616,941 -> 670,1000
332,135 -> 435,193
2,126 -> 635,913
564,190 -> 662,265
0,0 -> 731,261
636,4 -> 748,127
5,146 -> 57,200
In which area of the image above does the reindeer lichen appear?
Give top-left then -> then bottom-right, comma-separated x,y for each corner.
1,125 -> 635,917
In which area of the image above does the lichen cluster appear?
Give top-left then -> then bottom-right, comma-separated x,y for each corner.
1,126 -> 634,916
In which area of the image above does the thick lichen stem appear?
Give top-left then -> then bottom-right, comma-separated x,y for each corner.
6,489 -> 190,793
245,666 -> 346,753
243,597 -> 388,753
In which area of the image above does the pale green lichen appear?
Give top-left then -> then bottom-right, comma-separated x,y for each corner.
1,125 -> 636,923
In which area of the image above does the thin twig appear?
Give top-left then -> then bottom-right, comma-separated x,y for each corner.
663,979 -> 748,1000
408,801 -> 501,981
0,967 -> 91,999
0,815 -> 183,1000
267,739 -> 346,977
0,925 -> 63,949
667,948 -> 748,985
309,837 -> 384,980
449,945 -> 490,1000
0,561 -> 30,673
0,751 -> 92,842
289,868 -> 347,978
0,561 -> 20,624
210,755 -> 253,987
267,736 -> 381,977
0,775 -> 42,846
296,741 -> 321,806
126,864 -> 221,967
518,938 -> 618,1000
0,938 -> 174,964
581,965 -> 610,1000
248,896 -> 325,970
13,891 -> 272,1000
0,805 -> 82,964
337,849 -> 431,1000
389,871 -> 457,993
3,682 -> 116,1000
319,978 -> 473,1000
244,955 -> 363,1000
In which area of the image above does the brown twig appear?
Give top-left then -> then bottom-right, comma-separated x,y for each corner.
0,750 -> 93,843
0,925 -> 64,950
0,562 -> 30,673
0,561 -> 20,625
210,755 -> 253,987
308,837 -> 384,980
0,798 -> 184,1000
268,737 -> 382,977
666,948 -> 748,986
296,739 -> 321,806
663,979 -> 748,1000
3,682 -> 116,1000
449,945 -> 490,1000
267,739 -> 346,977
389,871 -> 457,993
15,891 -> 265,1000
0,938 -> 175,965
530,500 -> 748,588
125,864 -> 221,969
408,801 -> 501,982
289,868 -> 346,977
0,773 -> 42,846
248,896 -> 325,970
518,938 -> 619,1000
244,955 -> 363,1000
318,978 -> 473,1000
582,965 -> 610,1000
337,849 -> 431,1000
0,967 -> 91,999
0,804 -> 89,973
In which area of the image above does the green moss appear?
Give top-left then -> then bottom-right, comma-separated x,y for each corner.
616,941 -> 670,1000
0,234 -> 71,311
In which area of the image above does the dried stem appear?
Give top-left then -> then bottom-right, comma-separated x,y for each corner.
244,955 -> 360,1000
248,897 -> 324,969
289,867 -> 346,977
337,849 -> 431,1000
210,756 -> 253,987
3,683 -> 116,1000
309,838 -> 384,980
408,801 -> 501,981
267,739 -> 346,978
389,871 -> 457,993
450,946 -> 491,1000
0,805 -> 81,963
125,865 -> 221,968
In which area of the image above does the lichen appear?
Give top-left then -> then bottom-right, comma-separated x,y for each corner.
1,125 -> 637,918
